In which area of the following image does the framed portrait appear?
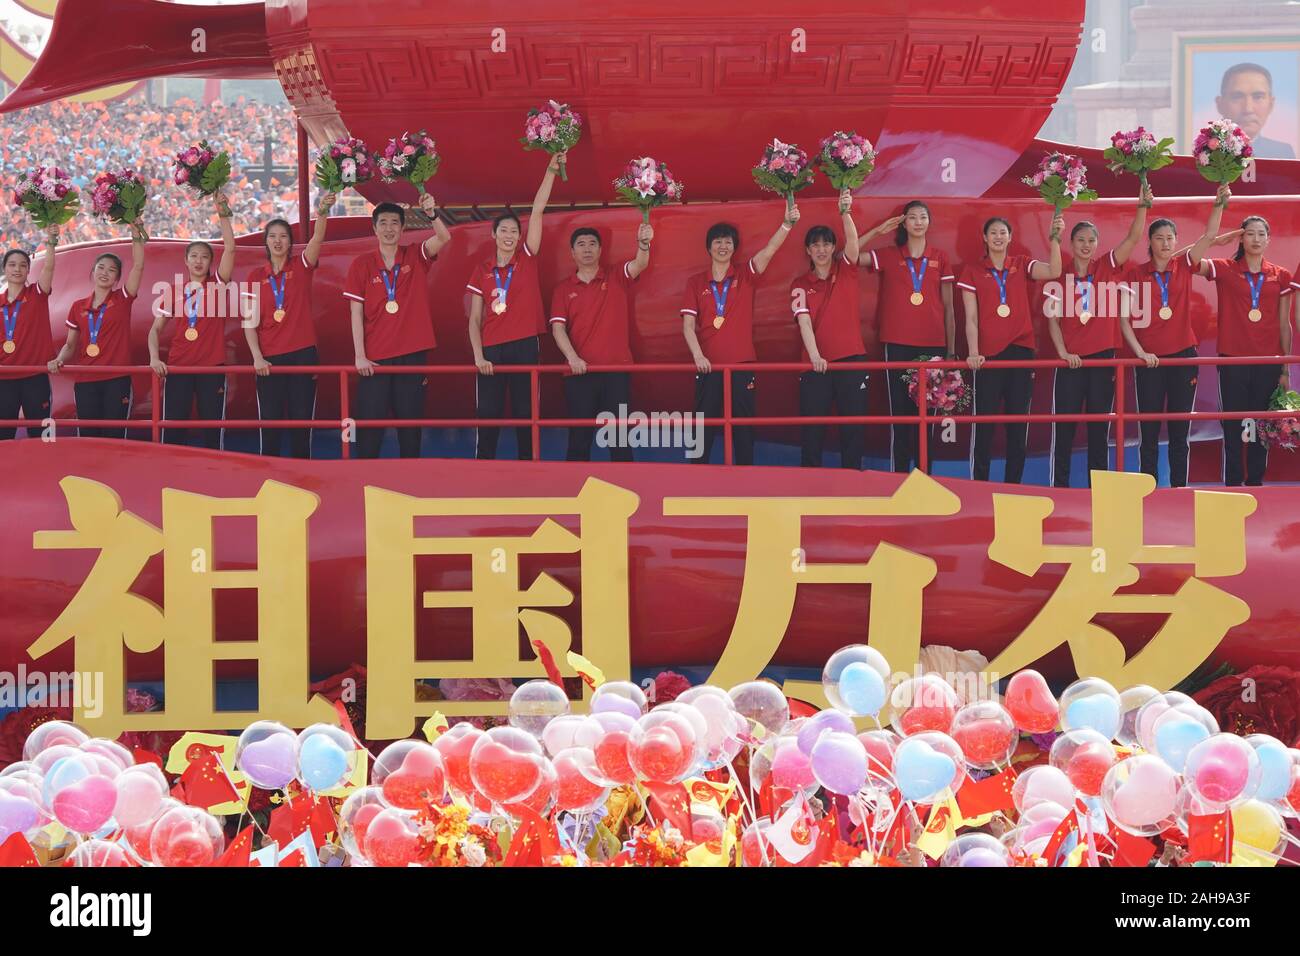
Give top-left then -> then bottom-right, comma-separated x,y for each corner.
1175,31 -> 1300,160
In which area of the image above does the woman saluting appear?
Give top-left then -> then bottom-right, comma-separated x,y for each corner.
959,213 -> 1063,483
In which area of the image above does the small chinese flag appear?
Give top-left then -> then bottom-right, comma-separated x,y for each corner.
268,795 -> 334,849
1042,810 -> 1080,866
528,638 -> 566,689
278,849 -> 307,867
642,781 -> 694,839
916,799 -> 957,860
1187,810 -> 1233,864
132,748 -> 164,769
1109,827 -> 1157,868
213,826 -> 255,868
956,766 -> 1019,819
0,833 -> 39,868
504,807 -> 561,867
179,750 -> 239,809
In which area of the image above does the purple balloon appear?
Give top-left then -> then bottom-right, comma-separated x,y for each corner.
0,789 -> 41,842
959,847 -> 1008,867
810,731 -> 869,795
238,734 -> 297,790
796,710 -> 856,756
591,695 -> 643,720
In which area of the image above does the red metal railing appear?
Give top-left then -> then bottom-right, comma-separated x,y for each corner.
2,355 -> 1297,473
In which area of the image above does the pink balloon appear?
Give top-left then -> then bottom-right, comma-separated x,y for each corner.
51,775 -> 118,834
113,767 -> 167,829
1112,758 -> 1179,827
770,740 -> 816,792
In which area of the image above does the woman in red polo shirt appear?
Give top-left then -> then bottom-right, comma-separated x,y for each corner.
244,190 -> 336,458
146,190 -> 236,450
1198,215 -> 1293,486
47,222 -> 147,438
792,189 -> 894,469
861,200 -> 956,473
1045,183 -> 1152,487
0,225 -> 58,440
1119,183 -> 1229,488
959,214 -> 1063,483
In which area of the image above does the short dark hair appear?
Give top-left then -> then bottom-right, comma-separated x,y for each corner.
372,203 -> 406,227
264,218 -> 293,259
1070,221 -> 1099,241
1234,215 -> 1270,261
2,249 -> 30,269
1222,62 -> 1274,96
1147,217 -> 1176,257
92,253 -> 123,279
895,200 -> 930,247
493,212 -> 522,233
570,227 -> 601,249
706,222 -> 739,252
804,225 -> 836,249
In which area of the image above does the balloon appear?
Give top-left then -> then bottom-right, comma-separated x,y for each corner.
950,701 -> 1017,770
503,757 -> 557,818
893,732 -> 963,803
552,748 -> 609,812
810,731 -> 868,795
1102,755 -> 1181,836
0,778 -> 45,843
1133,691 -> 1197,753
1231,800 -> 1285,864
235,721 -> 299,790
112,764 -> 168,829
432,723 -> 483,797
150,805 -> 225,867
677,686 -> 745,770
1059,678 -> 1122,740
796,709 -> 856,756
80,738 -> 134,770
584,711 -> 637,786
822,644 -> 891,716
542,714 -> 597,757
889,675 -> 959,737
656,702 -> 708,770
296,724 -> 356,792
941,833 -> 1009,868
1004,670 -> 1058,734
508,679 -> 571,738
374,740 -> 446,810
740,817 -> 774,867
338,787 -> 389,862
728,681 -> 789,739
68,840 -> 131,867
123,797 -> 181,864
1245,735 -> 1291,803
1013,765 -> 1076,815
45,755 -> 118,834
32,745 -> 82,776
1184,734 -> 1259,807
1153,708 -> 1214,773
770,738 -> 817,792
858,729 -> 899,781
1049,729 -> 1116,797
469,726 -> 545,805
1117,685 -> 1160,749
364,808 -> 421,867
590,681 -> 648,719
23,720 -> 89,761
628,711 -> 697,784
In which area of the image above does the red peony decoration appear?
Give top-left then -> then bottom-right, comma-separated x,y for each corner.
653,671 -> 691,704
1194,665 -> 1300,745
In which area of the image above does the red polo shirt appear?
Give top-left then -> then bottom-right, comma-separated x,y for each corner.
344,242 -> 438,360
248,251 -> 317,357
867,245 -> 955,347
548,261 -> 635,366
956,254 -> 1039,357
1207,258 -> 1293,356
162,279 -> 227,368
65,288 -> 135,382
1125,252 -> 1198,356
0,283 -> 53,378
466,244 -> 545,347
681,258 -> 759,364
790,253 -> 865,362
1053,249 -> 1127,356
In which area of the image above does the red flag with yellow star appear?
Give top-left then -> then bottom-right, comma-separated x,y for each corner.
1108,826 -> 1157,868
278,849 -> 308,867
1042,810 -> 1080,865
179,749 -> 239,809
642,781 -> 694,838
503,806 -> 561,867
1187,810 -> 1233,864
0,833 -> 39,868
268,794 -> 335,849
956,767 -> 1018,818
212,826 -> 256,867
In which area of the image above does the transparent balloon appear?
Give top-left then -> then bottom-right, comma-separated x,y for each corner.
432,723 -> 484,797
941,832 -> 1010,867
23,720 -> 89,761
889,675 -> 959,738
1116,685 -> 1161,749
552,747 -> 609,812
1244,734 -> 1291,804
858,729 -> 900,785
362,807 -> 422,867
68,839 -> 132,868
542,714 -> 599,758
796,709 -> 856,756
677,686 -> 746,770
950,700 -> 1017,770
469,726 -> 546,805
822,644 -> 891,716
1133,691 -> 1197,754
1151,704 -> 1218,773
0,777 -> 48,844
1232,799 -> 1286,865
150,805 -> 225,867
374,740 -> 446,810
1003,670 -> 1058,734
43,753 -> 119,835
296,723 -> 357,793
728,681 -> 789,740
80,738 -> 134,771
123,797 -> 182,864
508,679 -> 571,738
113,763 -> 169,829
628,710 -> 698,784
1183,733 -> 1260,809
580,710 -> 638,787
235,720 -> 299,791
811,731 -> 868,795
338,786 -> 391,862
1012,765 -> 1075,815
1102,754 -> 1182,837
503,756 -> 558,818
1049,728 -> 1116,797
590,681 -> 648,719
1059,677 -> 1122,740
893,731 -> 965,803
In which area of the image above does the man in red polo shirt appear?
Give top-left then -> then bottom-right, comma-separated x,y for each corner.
681,205 -> 800,464
466,154 -> 563,460
343,191 -> 450,458
550,221 -> 653,461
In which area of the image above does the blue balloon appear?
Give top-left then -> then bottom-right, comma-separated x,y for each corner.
1065,693 -> 1120,740
1255,740 -> 1291,801
839,662 -> 886,717
298,735 -> 349,791
1155,716 -> 1210,773
894,741 -> 956,802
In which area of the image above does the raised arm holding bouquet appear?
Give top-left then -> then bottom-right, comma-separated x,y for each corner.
521,101 -> 582,181
1102,127 -> 1172,207
1194,118 -> 1254,203
817,131 -> 876,190
172,140 -> 231,198
752,138 -> 814,213
13,167 -> 80,229
1022,151 -> 1097,240
376,130 -> 440,196
614,156 -> 684,223
90,169 -> 147,241
315,136 -> 374,195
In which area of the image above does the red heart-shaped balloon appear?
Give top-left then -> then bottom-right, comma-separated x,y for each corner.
471,741 -> 542,804
1005,670 -> 1058,734
382,748 -> 445,810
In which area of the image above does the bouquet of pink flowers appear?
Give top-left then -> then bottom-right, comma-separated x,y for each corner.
1102,126 -> 1173,206
818,131 -> 876,190
752,138 -> 815,211
89,169 -> 146,224
614,157 -> 684,223
1022,151 -> 1097,239
315,136 -> 375,193
1259,385 -> 1300,450
520,101 -> 582,181
12,166 -> 80,228
1193,118 -> 1254,192
902,357 -> 971,415
172,140 -> 231,197
376,130 -> 440,195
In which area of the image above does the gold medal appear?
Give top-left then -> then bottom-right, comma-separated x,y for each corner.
185,327 -> 199,341
273,309 -> 287,323
491,299 -> 507,315
1248,308 -> 1263,322
1159,306 -> 1173,320
85,343 -> 101,358
910,292 -> 924,306
1078,310 -> 1092,325
2,340 -> 14,354
386,301 -> 400,314
996,304 -> 1011,318
713,316 -> 725,330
